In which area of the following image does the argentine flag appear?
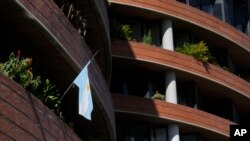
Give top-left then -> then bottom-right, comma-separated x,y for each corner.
73,61 -> 93,120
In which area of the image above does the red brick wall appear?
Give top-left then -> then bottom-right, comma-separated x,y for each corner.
0,74 -> 81,141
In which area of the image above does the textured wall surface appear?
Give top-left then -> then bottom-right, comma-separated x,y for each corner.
6,0 -> 116,140
0,74 -> 81,141
112,40 -> 250,99
113,94 -> 233,137
110,0 -> 250,53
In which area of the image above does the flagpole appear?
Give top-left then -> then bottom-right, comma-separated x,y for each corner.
58,50 -> 99,102
89,50 -> 99,62
59,83 -> 74,101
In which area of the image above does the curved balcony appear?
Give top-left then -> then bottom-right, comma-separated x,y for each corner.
73,0 -> 112,82
111,40 -> 250,117
0,74 -> 82,141
113,94 -> 233,140
109,0 -> 250,69
0,0 -> 115,140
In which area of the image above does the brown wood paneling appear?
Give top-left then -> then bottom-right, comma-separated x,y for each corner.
112,40 -> 250,98
109,0 -> 250,68
112,94 -> 233,138
111,40 -> 250,116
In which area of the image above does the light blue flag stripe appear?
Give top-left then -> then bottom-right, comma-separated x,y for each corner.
73,61 -> 93,120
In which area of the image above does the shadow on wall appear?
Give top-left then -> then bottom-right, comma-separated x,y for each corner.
0,74 -> 81,141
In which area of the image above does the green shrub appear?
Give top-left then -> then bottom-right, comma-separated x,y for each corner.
222,66 -> 230,71
0,52 -> 41,92
151,91 -> 165,100
120,24 -> 133,40
0,51 -> 61,115
142,30 -> 152,45
175,41 -> 216,63
38,79 -> 61,113
110,20 -> 133,40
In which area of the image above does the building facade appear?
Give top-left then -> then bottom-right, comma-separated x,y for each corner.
0,0 -> 115,141
0,0 -> 250,141
108,0 -> 250,141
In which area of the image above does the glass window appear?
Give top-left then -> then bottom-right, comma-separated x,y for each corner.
189,0 -> 200,7
182,134 -> 200,141
177,82 -> 197,108
117,123 -> 151,141
130,125 -> 151,141
213,3 -> 223,20
177,0 -> 186,4
201,4 -> 213,14
224,0 -> 234,24
201,0 -> 216,5
233,0 -> 249,33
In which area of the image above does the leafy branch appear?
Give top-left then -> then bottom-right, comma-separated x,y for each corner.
175,41 -> 217,64
110,19 -> 133,40
142,30 -> 152,45
0,51 -> 62,116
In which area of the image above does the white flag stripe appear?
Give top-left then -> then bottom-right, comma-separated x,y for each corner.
73,61 -> 93,120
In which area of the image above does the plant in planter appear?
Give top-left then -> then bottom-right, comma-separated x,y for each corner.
110,19 -> 133,40
0,51 -> 62,116
151,91 -> 165,100
0,52 -> 41,92
142,30 -> 152,45
222,66 -> 230,71
38,79 -> 61,114
175,41 -> 217,64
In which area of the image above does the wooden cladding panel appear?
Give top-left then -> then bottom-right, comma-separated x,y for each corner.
110,0 -> 250,53
112,40 -> 250,99
112,94 -> 233,137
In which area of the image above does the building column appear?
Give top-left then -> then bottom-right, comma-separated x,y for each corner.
162,19 -> 174,50
165,72 -> 177,103
162,19 -> 180,141
162,19 -> 177,104
168,124 -> 180,141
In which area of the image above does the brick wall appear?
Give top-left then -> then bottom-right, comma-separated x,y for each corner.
0,74 -> 81,141
5,0 -> 116,140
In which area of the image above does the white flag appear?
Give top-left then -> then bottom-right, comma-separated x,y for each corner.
73,61 -> 93,120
